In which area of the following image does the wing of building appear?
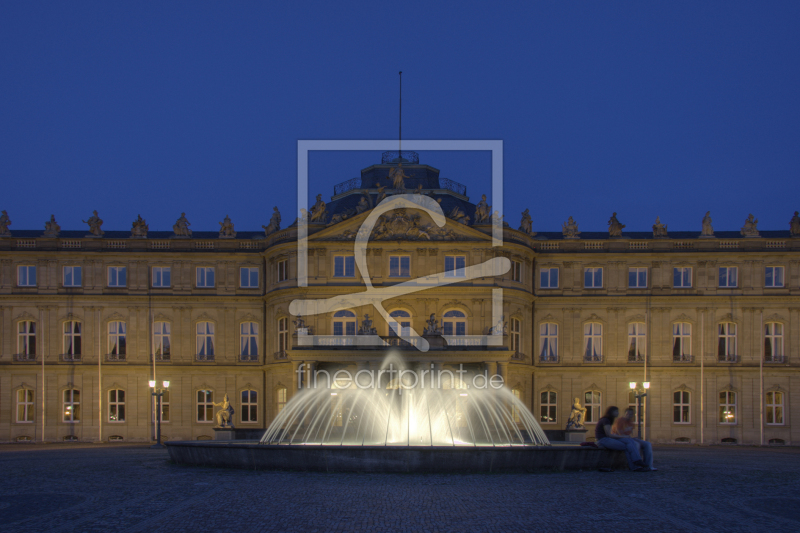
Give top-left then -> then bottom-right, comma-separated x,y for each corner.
0,152 -> 798,445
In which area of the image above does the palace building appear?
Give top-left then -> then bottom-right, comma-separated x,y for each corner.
1,151 -> 799,445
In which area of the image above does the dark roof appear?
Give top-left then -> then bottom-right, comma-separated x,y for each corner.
536,230 -> 791,240
8,230 -> 264,239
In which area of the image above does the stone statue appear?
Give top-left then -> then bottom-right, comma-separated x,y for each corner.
213,394 -> 235,428
701,211 -> 714,237
423,313 -> 442,335
474,194 -> 491,224
413,184 -> 424,195
490,315 -> 508,336
355,191 -> 372,214
82,210 -> 104,237
44,215 -> 60,238
375,183 -> 387,205
562,216 -> 580,239
387,163 -> 412,190
298,208 -> 309,225
608,212 -> 625,237
358,314 -> 377,335
173,212 -> 192,237
131,214 -> 148,238
219,214 -> 236,238
652,216 -> 668,238
565,398 -> 587,430
448,206 -> 470,225
519,208 -> 534,236
309,194 -> 328,223
262,206 -> 281,236
790,211 -> 800,237
740,213 -> 760,237
0,210 -> 11,237
293,316 -> 310,335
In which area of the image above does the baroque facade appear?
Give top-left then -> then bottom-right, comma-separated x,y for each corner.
0,152 -> 799,445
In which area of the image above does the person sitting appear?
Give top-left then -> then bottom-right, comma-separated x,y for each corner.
612,408 -> 655,471
594,406 -> 650,471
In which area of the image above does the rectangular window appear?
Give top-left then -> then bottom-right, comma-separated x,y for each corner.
539,323 -> 558,362
673,267 -> 692,288
108,266 -> 127,287
16,389 -> 34,423
152,266 -> 171,288
196,322 -> 215,358
63,389 -> 80,422
540,391 -> 557,424
17,265 -> 37,287
240,322 -> 258,359
154,322 -> 171,360
241,390 -> 258,423
277,259 -> 288,282
277,388 -> 287,413
583,323 -> 602,361
63,266 -> 82,287
17,321 -> 36,356
240,267 -> 259,288
108,389 -> 125,422
672,322 -> 692,361
444,255 -> 466,278
510,318 -> 521,352
766,391 -> 784,425
719,391 -> 736,424
278,318 -> 288,353
673,391 -> 690,424
764,323 -> 784,361
196,267 -> 215,288
540,267 -> 558,289
584,267 -> 603,288
157,390 -> 170,423
765,266 -> 784,288
511,260 -> 522,282
584,391 -> 601,423
718,266 -> 738,288
197,390 -> 213,422
389,255 -> 410,277
63,321 -> 81,356
628,267 -> 647,288
334,256 -> 355,278
108,321 -> 126,356
718,323 -> 737,361
627,323 -> 646,362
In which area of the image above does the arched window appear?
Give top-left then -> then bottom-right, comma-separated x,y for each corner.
108,321 -> 126,357
16,389 -> 34,423
674,391 -> 690,424
108,389 -> 125,422
672,322 -> 691,362
539,323 -> 558,362
240,322 -> 258,360
719,391 -> 736,424
442,310 -> 466,336
388,310 -> 412,336
510,318 -> 521,353
63,389 -> 80,422
627,323 -> 646,362
333,310 -> 357,336
276,387 -> 287,413
583,323 -> 602,362
718,323 -> 737,362
766,391 -> 784,425
17,321 -> 36,357
154,322 -> 171,361
584,390 -> 601,423
764,323 -> 784,362
63,321 -> 82,359
241,390 -> 258,423
196,322 -> 215,360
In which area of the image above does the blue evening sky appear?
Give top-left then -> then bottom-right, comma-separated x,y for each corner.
1,2 -> 798,234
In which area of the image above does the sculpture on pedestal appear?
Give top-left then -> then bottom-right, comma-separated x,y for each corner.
387,163 -> 412,190
489,315 -> 508,336
219,215 -> 236,238
173,213 -> 192,237
740,214 -> 760,237
474,194 -> 491,224
262,207 -> 281,236
565,398 -> 587,430
44,215 -> 60,238
83,210 -> 104,237
358,314 -> 377,335
213,394 -> 235,428
519,208 -> 534,236
701,211 -> 714,237
791,211 -> 800,237
608,212 -> 625,237
0,210 -> 11,237
562,216 -> 580,239
310,194 -> 328,223
423,313 -> 442,335
652,216 -> 668,238
355,191 -> 373,215
448,205 -> 470,225
131,215 -> 148,238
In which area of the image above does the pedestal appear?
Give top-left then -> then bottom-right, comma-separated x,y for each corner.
214,427 -> 236,441
564,429 -> 588,443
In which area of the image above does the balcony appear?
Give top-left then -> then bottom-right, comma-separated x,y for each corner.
718,354 -> 738,363
765,355 -> 786,364
239,354 -> 259,363
510,351 -> 526,361
196,353 -> 215,362
627,354 -> 645,363
584,354 -> 604,363
106,353 -> 126,362
274,350 -> 288,360
538,354 -> 559,364
673,354 -> 694,363
13,353 -> 36,362
60,353 -> 81,363
293,335 -> 498,351
151,353 -> 170,362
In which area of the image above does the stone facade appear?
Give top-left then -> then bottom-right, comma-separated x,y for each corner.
1,155 -> 798,445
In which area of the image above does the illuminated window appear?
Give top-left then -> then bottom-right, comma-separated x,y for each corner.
16,389 -> 34,423
276,387 -> 287,413
540,391 -> 556,424
719,391 -> 736,424
766,391 -> 784,425
108,389 -> 125,422
63,389 -> 80,423
511,388 -> 521,423
584,390 -> 601,423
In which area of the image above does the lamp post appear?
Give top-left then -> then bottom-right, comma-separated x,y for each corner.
149,380 -> 170,448
629,381 -> 650,439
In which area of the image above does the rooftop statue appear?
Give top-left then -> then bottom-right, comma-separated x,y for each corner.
741,213 -> 760,237
375,183 -> 387,205
474,194 -> 491,224
309,194 -> 328,223
262,206 -> 281,236
791,211 -> 800,237
213,394 -> 235,428
562,216 -> 580,239
0,210 -> 11,237
519,208 -> 535,236
83,210 -> 104,237
173,212 -> 192,237
43,215 -> 60,238
608,212 -> 625,237
701,211 -> 714,237
652,216 -> 668,238
448,205 -> 470,225
219,214 -> 236,239
355,191 -> 373,214
423,313 -> 442,336
413,184 -> 424,195
387,163 -> 412,190
565,398 -> 587,430
131,214 -> 148,239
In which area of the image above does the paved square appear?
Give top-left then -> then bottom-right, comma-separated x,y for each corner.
1,444 -> 798,532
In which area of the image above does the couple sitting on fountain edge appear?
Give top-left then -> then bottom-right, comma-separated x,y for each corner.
594,406 -> 656,472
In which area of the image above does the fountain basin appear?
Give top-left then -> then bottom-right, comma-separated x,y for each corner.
165,441 -> 627,472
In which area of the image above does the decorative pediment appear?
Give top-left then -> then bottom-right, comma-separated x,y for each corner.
60,312 -> 82,322
196,383 -> 214,392
765,313 -> 785,323
539,314 -> 558,323
238,313 -> 258,323
274,381 -> 287,391
105,312 -> 127,322
14,311 -> 37,322
627,314 -> 646,323
766,384 -> 786,393
105,381 -> 124,391
583,313 -> 604,324
242,382 -> 254,391
674,383 -> 694,392
195,312 -> 215,323
15,382 -> 34,391
585,383 -> 601,392
672,313 -> 695,324
719,383 -> 738,393
717,313 -> 735,323
154,313 -> 172,322
541,383 -> 557,392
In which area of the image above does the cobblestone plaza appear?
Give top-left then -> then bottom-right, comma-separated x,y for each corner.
1,443 -> 798,532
